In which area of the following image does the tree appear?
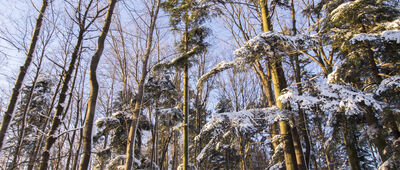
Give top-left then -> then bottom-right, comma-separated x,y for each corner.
38,0 -> 109,169
0,0 -> 48,151
123,0 -> 160,168
162,0 -> 211,168
322,0 -> 400,164
79,0 -> 118,169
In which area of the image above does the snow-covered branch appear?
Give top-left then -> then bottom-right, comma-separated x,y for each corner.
197,31 -> 317,91
350,30 -> 400,44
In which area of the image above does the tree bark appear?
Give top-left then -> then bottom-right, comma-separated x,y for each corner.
79,0 -> 117,169
124,0 -> 160,168
39,2 -> 94,167
289,0 -> 307,168
342,118 -> 361,170
10,44 -> 46,169
0,0 -> 48,150
259,0 -> 298,169
182,7 -> 190,170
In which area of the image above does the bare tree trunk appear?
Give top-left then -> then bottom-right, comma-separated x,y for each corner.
65,49 -> 82,170
66,98 -> 82,170
124,0 -> 160,169
9,44 -> 46,169
181,7 -> 191,170
172,130 -> 178,170
239,135 -> 247,170
342,118 -> 361,170
39,2 -> 95,167
288,1 -> 307,168
160,131 -> 173,170
79,0 -> 117,169
0,0 -> 48,150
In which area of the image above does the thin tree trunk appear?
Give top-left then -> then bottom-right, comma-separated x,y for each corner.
182,6 -> 191,170
66,98 -> 81,170
124,0 -> 160,168
160,131 -> 173,170
291,120 -> 306,170
259,0 -> 298,169
172,130 -> 177,170
10,41 -> 46,169
239,135 -> 247,170
342,118 -> 361,170
0,0 -> 48,150
27,76 -> 63,170
65,50 -> 82,170
79,0 -> 117,169
39,17 -> 89,170
289,0 -> 307,168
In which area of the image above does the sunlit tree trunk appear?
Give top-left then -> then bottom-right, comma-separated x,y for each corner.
79,0 -> 117,169
289,0 -> 307,169
124,0 -> 160,168
259,0 -> 298,169
39,0 -> 99,168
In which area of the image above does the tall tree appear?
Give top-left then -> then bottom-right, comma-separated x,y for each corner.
124,0 -> 160,168
38,0 -> 107,169
79,0 -> 118,169
0,0 -> 48,151
259,0 -> 298,169
162,0 -> 210,168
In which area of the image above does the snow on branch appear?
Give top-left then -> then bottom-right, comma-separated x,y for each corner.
195,107 -> 294,162
197,32 -> 317,91
376,75 -> 400,95
350,30 -> 400,44
329,1 -> 355,23
196,60 -> 238,90
96,117 -> 120,129
151,45 -> 201,71
280,83 -> 385,115
234,32 -> 317,59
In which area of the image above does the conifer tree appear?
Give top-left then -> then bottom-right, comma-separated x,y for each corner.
162,0 -> 210,168
323,0 -> 400,164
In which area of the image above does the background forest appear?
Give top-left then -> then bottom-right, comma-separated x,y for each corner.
0,0 -> 399,169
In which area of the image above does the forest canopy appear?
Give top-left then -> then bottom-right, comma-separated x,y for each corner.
0,0 -> 399,169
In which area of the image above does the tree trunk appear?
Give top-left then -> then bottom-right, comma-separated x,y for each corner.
259,0 -> 298,169
342,118 -> 361,170
39,13 -> 89,170
0,0 -> 48,150
289,0 -> 307,168
182,7 -> 190,170
291,120 -> 306,170
10,44 -> 46,169
124,0 -> 160,168
239,135 -> 247,170
79,0 -> 117,169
